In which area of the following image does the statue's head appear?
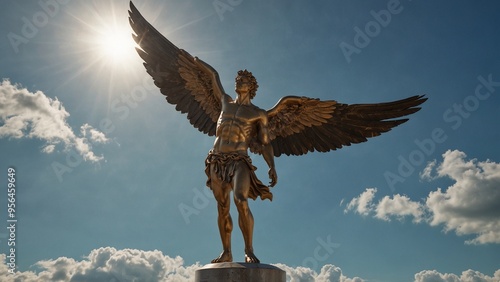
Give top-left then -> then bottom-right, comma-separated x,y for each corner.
236,69 -> 258,99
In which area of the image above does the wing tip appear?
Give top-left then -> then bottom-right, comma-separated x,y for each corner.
129,1 -> 138,13
415,94 -> 428,104
407,94 -> 428,114
128,1 -> 142,33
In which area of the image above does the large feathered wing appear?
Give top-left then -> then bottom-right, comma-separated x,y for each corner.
128,2 -> 225,135
258,95 -> 427,157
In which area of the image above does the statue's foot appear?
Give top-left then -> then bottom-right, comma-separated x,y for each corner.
245,251 -> 260,263
211,251 -> 233,263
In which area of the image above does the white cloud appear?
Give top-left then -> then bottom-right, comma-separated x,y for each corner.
344,150 -> 500,245
0,247 -> 200,282
0,247 -> 365,282
0,79 -> 109,162
314,265 -> 365,282
273,264 -> 317,282
344,188 -> 377,216
425,150 -> 500,244
414,269 -> 500,282
375,194 -> 425,223
1,248 -> 497,282
81,123 -> 109,144
344,189 -> 424,223
276,264 -> 365,282
42,144 -> 56,154
274,263 -> 365,282
420,160 -> 437,180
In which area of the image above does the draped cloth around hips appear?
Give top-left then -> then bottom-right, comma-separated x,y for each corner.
205,150 -> 272,201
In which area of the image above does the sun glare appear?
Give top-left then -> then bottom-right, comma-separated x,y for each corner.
58,2 -> 147,98
96,25 -> 137,63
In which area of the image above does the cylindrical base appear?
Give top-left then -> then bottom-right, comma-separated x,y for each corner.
195,262 -> 286,282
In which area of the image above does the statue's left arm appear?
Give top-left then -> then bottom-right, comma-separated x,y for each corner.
258,111 -> 278,187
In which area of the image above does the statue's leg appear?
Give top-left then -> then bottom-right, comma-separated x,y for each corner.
210,164 -> 233,263
233,161 -> 260,263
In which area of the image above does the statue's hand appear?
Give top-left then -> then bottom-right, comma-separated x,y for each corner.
268,167 -> 277,187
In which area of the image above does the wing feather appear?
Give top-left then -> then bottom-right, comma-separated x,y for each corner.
129,2 -> 222,136
259,95 -> 426,157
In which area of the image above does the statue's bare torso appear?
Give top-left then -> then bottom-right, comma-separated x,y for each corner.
213,99 -> 267,153
129,2 -> 426,265
207,74 -> 276,264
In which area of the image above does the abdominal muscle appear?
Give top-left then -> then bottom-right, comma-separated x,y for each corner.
213,116 -> 254,153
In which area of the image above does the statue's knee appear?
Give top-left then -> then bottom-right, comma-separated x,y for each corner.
233,191 -> 247,203
234,197 -> 250,215
217,201 -> 230,213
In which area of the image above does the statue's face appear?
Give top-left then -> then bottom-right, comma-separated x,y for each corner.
235,76 -> 251,94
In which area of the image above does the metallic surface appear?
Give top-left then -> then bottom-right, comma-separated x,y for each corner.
129,1 -> 427,264
195,263 -> 286,282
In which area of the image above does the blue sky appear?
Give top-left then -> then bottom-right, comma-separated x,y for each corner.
1,1 -> 500,281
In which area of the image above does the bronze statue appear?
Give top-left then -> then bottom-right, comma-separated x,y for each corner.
128,2 -> 426,264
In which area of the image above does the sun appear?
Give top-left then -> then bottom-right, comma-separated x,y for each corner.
95,24 -> 137,64
61,2 -> 149,99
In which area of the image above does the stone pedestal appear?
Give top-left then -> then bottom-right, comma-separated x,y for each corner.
194,262 -> 286,282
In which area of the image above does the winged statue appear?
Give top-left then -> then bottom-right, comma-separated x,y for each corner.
128,2 -> 426,264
